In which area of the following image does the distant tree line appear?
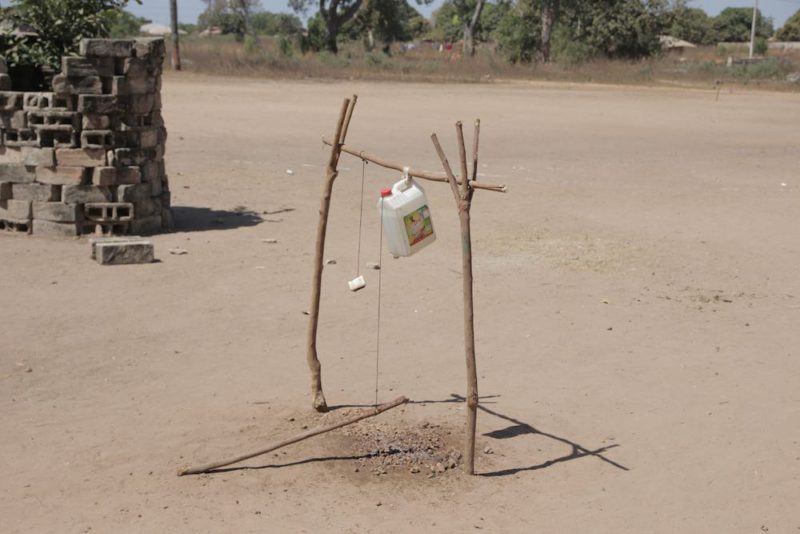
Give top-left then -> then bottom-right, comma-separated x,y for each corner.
192,0 -> 800,61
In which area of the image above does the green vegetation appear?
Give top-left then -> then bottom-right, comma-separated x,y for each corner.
0,0 -> 138,73
776,8 -> 800,41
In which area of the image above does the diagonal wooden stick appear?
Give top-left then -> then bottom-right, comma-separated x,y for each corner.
178,396 -> 409,476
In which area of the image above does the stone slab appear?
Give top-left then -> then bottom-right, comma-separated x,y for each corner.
31,219 -> 79,238
95,240 -> 154,265
32,201 -> 81,222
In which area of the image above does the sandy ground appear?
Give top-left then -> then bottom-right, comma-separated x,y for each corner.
1,76 -> 799,533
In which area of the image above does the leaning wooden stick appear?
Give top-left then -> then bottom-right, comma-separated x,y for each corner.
306,96 -> 357,412
178,396 -> 409,476
431,122 -> 480,475
321,137 -> 506,193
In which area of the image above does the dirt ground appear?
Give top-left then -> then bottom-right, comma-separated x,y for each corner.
2,75 -> 799,533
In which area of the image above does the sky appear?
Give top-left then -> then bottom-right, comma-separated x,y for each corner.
128,0 -> 800,28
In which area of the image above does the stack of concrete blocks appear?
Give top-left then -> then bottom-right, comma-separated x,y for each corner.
0,37 -> 172,238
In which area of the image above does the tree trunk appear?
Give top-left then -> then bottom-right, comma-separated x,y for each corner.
169,0 -> 181,71
326,19 -> 339,53
463,0 -> 486,57
540,0 -> 559,63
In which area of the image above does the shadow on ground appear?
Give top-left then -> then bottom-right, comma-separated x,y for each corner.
172,206 -> 264,232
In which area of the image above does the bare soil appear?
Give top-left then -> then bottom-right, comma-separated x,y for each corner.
1,74 -> 799,533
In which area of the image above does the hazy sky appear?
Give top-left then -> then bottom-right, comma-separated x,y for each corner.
129,0 -> 800,28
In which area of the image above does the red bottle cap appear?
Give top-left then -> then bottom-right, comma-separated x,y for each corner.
380,188 -> 392,198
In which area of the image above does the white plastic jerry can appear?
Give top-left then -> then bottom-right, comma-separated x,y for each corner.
377,171 -> 436,257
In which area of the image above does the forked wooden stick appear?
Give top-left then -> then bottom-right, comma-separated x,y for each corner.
178,396 -> 409,476
306,95 -> 358,412
430,120 -> 480,475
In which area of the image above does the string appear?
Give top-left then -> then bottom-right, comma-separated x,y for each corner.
375,194 -> 384,407
354,159 -> 367,277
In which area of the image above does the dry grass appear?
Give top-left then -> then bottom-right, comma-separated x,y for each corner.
176,35 -> 800,90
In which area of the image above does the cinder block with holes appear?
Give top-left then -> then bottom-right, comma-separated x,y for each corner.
80,130 -> 113,149
0,217 -> 31,234
23,92 -> 54,110
84,202 -> 134,223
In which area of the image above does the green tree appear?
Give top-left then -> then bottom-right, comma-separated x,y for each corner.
198,0 -> 261,40
665,6 -> 715,45
712,7 -> 772,42
494,0 -> 540,63
776,8 -> 800,41
559,0 -> 663,59
250,12 -> 303,35
107,8 -> 147,37
0,0 -> 139,70
433,0 -> 509,43
289,0 -> 363,52
342,0 -> 428,51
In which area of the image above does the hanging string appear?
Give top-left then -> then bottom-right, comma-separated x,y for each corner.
374,195 -> 385,407
354,159 -> 367,278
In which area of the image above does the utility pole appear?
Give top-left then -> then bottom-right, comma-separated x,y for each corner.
748,0 -> 758,59
170,0 -> 182,71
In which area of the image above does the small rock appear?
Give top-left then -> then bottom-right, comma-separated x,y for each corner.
483,446 -> 493,454
435,462 -> 445,473
376,502 -> 382,507
285,169 -> 294,175
25,367 -> 33,373
263,238 -> 278,244
168,248 -> 188,255
366,262 -> 381,270
410,466 -> 420,474
325,259 -> 337,265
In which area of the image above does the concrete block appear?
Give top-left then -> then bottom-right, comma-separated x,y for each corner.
117,166 -> 141,185
129,214 -> 162,235
11,183 -> 58,201
77,95 -> 118,114
56,147 -> 106,167
89,235 -> 142,258
62,57 -> 99,77
82,114 -> 111,130
149,175 -> 163,197
3,129 -> 39,147
27,110 -> 80,129
133,38 -> 166,59
0,146 -> 25,163
0,91 -> 24,111
62,185 -> 111,204
85,202 -> 134,222
92,166 -> 117,186
32,201 -> 81,222
134,196 -> 159,218
0,217 -> 32,234
35,126 -> 78,149
52,74 -> 103,96
0,163 -> 34,183
0,181 -> 11,200
128,94 -> 154,114
23,147 -> 56,167
0,73 -> 10,91
80,130 -> 113,149
0,57 -> 6,74
80,39 -> 134,58
138,129 -> 159,148
95,239 -> 154,265
22,92 -> 55,110
6,109 -> 28,130
160,191 -> 171,209
0,199 -> 32,219
32,218 -> 79,238
35,166 -> 87,186
117,183 -> 150,203
140,161 -> 160,183
113,148 -> 147,166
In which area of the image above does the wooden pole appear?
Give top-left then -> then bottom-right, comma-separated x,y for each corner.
178,396 -> 409,475
169,0 -> 181,71
322,137 -> 506,193
431,121 -> 479,475
306,96 -> 358,412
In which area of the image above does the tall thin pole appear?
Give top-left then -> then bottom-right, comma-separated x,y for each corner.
170,0 -> 182,71
749,0 -> 758,59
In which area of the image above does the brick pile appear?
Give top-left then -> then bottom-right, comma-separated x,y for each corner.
0,37 -> 172,238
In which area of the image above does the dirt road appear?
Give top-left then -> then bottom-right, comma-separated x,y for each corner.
2,75 -> 798,533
